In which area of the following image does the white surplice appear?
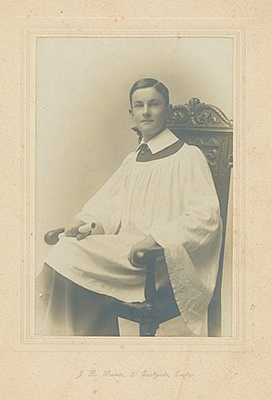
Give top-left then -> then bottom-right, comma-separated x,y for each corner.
45,129 -> 222,336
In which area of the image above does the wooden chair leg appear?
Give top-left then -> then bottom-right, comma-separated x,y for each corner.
140,322 -> 159,337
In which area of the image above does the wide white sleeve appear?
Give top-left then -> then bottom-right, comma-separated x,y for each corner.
150,146 -> 221,253
75,153 -> 134,235
150,146 -> 222,335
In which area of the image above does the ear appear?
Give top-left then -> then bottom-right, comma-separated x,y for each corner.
129,109 -> 135,121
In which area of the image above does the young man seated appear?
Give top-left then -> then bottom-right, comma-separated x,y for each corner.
36,78 -> 222,337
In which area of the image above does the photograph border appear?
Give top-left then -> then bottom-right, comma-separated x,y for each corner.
20,24 -> 248,352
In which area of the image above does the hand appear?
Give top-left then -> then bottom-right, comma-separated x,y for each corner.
65,220 -> 104,241
65,220 -> 85,238
128,235 -> 159,267
77,222 -> 104,240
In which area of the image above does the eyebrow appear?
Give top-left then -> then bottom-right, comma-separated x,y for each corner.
133,99 -> 162,105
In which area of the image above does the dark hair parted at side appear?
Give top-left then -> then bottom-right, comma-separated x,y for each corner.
129,78 -> 170,108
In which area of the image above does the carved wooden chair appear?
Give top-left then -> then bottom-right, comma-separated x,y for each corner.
45,98 -> 233,337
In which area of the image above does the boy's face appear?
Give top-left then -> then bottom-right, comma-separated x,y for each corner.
130,87 -> 169,142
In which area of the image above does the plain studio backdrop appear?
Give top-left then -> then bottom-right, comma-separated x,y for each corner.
36,37 -> 233,336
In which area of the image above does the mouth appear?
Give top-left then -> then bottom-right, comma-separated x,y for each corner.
141,120 -> 153,123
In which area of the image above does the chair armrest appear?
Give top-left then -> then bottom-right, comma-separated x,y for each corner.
44,228 -> 65,245
133,245 -> 164,267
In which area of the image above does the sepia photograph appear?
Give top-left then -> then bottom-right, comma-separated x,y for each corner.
35,37 -> 233,338
2,0 -> 272,396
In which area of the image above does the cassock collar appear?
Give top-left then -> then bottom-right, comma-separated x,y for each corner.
137,128 -> 179,155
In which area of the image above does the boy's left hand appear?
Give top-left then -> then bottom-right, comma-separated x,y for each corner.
128,235 -> 160,267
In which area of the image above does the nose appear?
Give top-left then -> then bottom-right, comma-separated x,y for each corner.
142,104 -> 151,117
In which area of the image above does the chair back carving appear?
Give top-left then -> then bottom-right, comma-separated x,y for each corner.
167,98 -> 233,337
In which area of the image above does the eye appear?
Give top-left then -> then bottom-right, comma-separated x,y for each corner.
134,103 -> 142,108
150,101 -> 160,106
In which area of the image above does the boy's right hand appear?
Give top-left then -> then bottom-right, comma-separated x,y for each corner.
65,220 -> 85,238
65,220 -> 104,240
